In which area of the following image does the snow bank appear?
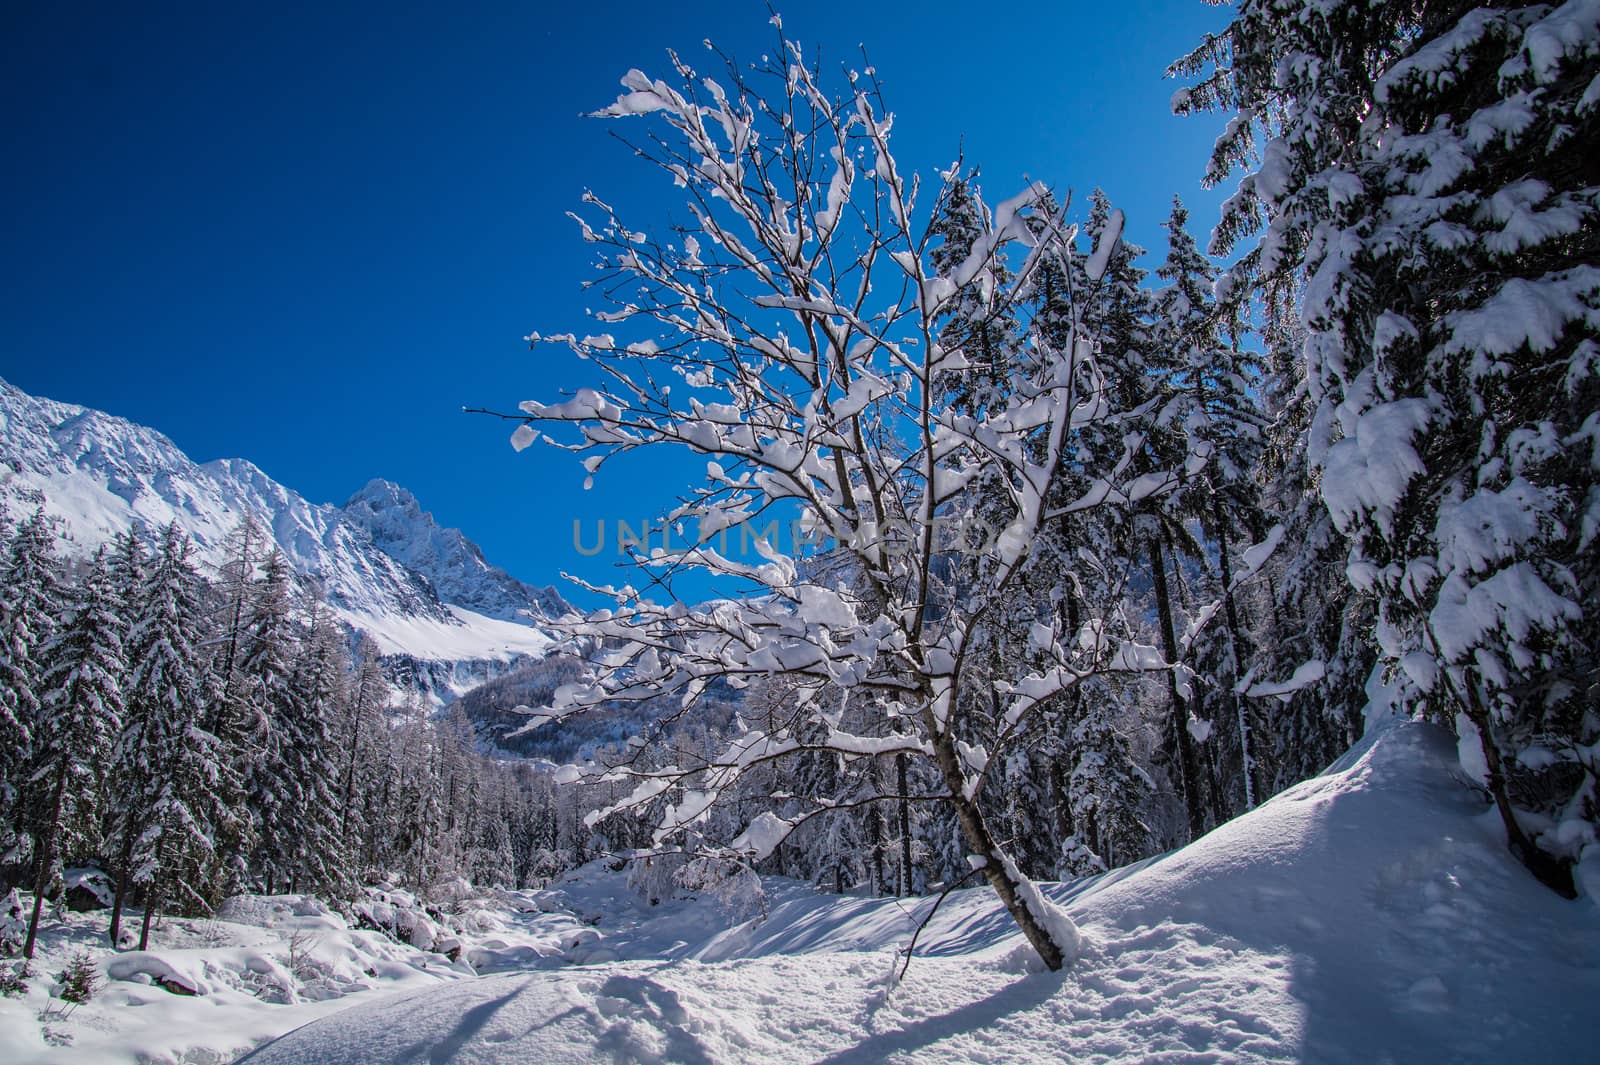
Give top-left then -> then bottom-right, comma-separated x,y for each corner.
239,722 -> 1600,1064
1070,722 -> 1600,1064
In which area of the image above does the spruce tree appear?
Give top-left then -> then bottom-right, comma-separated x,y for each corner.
928,171 -> 1024,416
0,511 -> 63,853
239,550 -> 302,893
1251,315 -> 1372,792
1154,197 -> 1270,814
22,550 -> 124,958
120,524 -> 230,947
280,597 -> 353,896
103,529 -> 149,949
1072,191 -> 1218,840
1175,0 -> 1600,892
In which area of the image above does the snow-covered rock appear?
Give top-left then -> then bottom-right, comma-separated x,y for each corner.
349,886 -> 455,956
0,890 -> 499,1064
0,889 -> 24,955
61,869 -> 114,913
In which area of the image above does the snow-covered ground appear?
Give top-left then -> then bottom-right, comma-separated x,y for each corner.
5,720 -> 1597,1064
0,883 -> 587,1065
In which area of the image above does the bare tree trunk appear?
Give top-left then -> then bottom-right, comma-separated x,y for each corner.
1169,529 -> 1229,828
896,753 -> 913,896
139,882 -> 161,952
138,835 -> 169,952
1049,757 -> 1071,845
1151,536 -> 1206,840
1460,687 -> 1576,898
1056,585 -> 1090,861
929,729 -> 1069,971
22,774 -> 68,959
1212,495 -> 1258,810
108,827 -> 137,950
867,773 -> 887,896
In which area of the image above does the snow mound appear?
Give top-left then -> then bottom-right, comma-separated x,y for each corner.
239,721 -> 1600,1064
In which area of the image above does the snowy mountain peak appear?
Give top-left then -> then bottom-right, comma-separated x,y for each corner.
341,478 -> 570,624
0,377 -> 560,675
347,478 -> 427,520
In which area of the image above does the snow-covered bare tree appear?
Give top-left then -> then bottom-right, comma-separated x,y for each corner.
490,31 -> 1267,969
338,633 -> 389,847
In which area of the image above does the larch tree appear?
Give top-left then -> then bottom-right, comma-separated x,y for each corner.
339,633 -> 389,846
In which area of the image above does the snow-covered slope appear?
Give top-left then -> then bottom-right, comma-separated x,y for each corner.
0,377 -> 563,669
233,721 -> 1600,1064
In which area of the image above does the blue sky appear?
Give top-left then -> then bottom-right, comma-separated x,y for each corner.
1,1 -> 1231,602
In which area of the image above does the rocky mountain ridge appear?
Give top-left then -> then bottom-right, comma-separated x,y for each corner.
0,377 -> 567,696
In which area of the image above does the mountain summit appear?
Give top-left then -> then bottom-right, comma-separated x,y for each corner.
342,478 -> 568,624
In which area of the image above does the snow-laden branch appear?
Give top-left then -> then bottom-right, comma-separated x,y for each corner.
493,34 -> 1186,973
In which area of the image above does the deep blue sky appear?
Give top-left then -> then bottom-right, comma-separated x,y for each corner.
1,1 -> 1231,602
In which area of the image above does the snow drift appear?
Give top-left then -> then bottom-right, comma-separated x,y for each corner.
234,720 -> 1600,1064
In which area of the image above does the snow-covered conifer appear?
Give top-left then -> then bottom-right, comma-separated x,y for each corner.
0,511 -> 63,848
1154,198 -> 1270,814
118,524 -> 231,946
20,549 -> 124,958
278,596 -> 353,895
240,550 -> 303,893
1175,0 -> 1600,892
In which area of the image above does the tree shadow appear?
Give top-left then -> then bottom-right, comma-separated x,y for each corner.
814,970 -> 1065,1065
420,985 -> 525,1064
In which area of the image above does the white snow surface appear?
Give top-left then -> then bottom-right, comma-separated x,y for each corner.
0,889 -> 491,1065
196,721 -> 1600,1064
0,378 -> 563,664
336,604 -> 556,662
